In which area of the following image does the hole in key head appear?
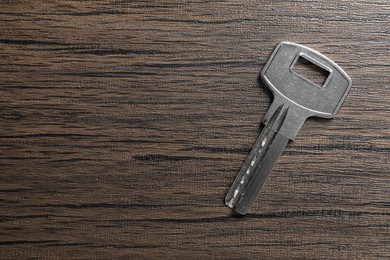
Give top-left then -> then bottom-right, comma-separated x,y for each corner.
292,55 -> 330,87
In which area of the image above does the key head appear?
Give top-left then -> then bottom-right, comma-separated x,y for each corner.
261,42 -> 352,118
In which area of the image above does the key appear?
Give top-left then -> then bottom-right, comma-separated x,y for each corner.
225,42 -> 352,215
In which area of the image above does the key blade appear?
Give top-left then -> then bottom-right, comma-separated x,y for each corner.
225,105 -> 290,214
235,132 -> 289,214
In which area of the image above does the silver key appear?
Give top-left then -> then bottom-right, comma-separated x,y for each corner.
225,42 -> 352,215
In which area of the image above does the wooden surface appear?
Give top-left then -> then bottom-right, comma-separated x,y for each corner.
0,1 -> 389,259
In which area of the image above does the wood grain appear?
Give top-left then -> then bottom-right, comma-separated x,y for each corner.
0,0 -> 389,259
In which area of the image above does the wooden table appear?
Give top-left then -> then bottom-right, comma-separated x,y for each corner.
1,1 -> 389,259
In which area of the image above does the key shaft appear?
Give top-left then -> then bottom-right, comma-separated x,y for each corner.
225,104 -> 300,214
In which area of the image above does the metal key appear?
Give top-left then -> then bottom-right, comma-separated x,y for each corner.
225,42 -> 352,215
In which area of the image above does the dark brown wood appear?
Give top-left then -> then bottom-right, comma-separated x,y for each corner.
0,1 -> 389,259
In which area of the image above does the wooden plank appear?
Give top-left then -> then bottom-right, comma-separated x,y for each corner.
0,0 -> 389,258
